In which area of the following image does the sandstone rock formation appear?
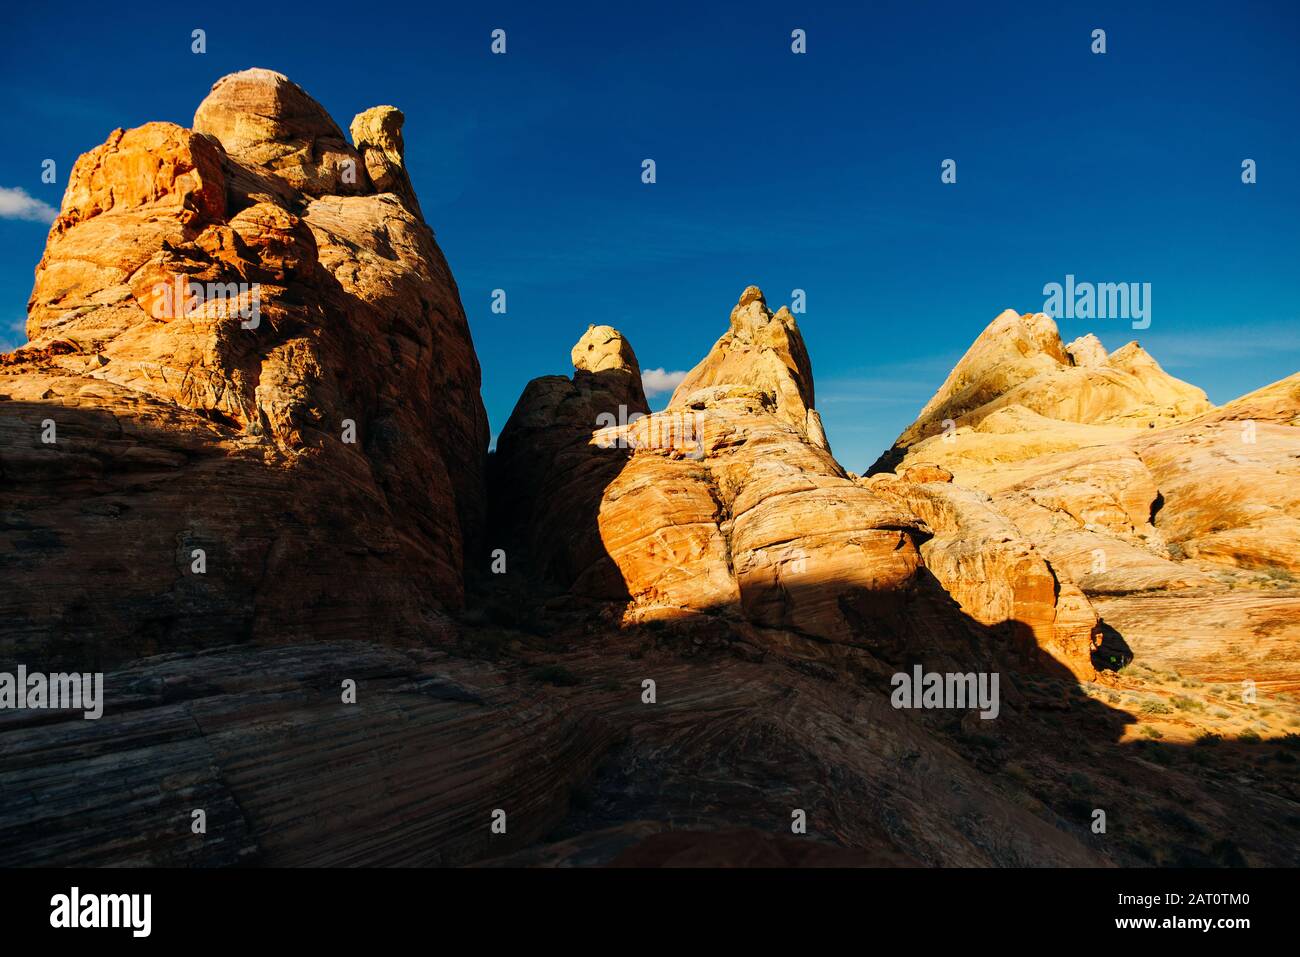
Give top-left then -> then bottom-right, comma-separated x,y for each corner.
862,473 -> 1101,679
875,309 -> 1300,587
349,105 -> 423,216
1,69 -> 487,670
191,68 -> 368,199
0,629 -> 1113,868
491,324 -> 650,593
873,306 -> 1300,721
6,585 -> 1295,868
493,288 -> 1100,679
873,309 -> 1213,482
3,71 -> 1297,872
1192,371 -> 1300,427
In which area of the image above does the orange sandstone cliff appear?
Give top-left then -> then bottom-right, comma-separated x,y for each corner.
1,72 -> 1297,869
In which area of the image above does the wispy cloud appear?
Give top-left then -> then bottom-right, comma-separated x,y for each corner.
1,316 -> 28,353
641,367 -> 687,397
1129,320 -> 1300,369
817,391 -> 927,407
0,186 -> 57,223
816,351 -> 961,407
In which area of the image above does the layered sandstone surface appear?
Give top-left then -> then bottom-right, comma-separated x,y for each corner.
0,69 -> 488,670
861,472 -> 1101,678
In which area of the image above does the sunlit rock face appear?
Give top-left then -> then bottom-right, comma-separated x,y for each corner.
1,69 -> 488,669
870,308 -> 1212,483
873,305 -> 1300,693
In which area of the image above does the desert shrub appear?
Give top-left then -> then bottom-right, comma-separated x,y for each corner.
1067,771 -> 1092,790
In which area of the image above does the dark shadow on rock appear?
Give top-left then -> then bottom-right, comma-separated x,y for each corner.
3,380 -> 1297,868
472,423 -> 1298,868
1091,620 -> 1133,672
481,365 -> 646,604
0,393 -> 465,673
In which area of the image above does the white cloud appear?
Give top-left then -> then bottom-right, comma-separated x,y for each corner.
0,186 -> 58,223
1127,321 -> 1300,368
641,367 -> 688,397
1,316 -> 28,353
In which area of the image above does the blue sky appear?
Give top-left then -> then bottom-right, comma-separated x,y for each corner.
1,0 -> 1296,469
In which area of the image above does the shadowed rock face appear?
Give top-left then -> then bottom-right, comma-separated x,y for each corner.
491,325 -> 649,594
1,69 -> 488,670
